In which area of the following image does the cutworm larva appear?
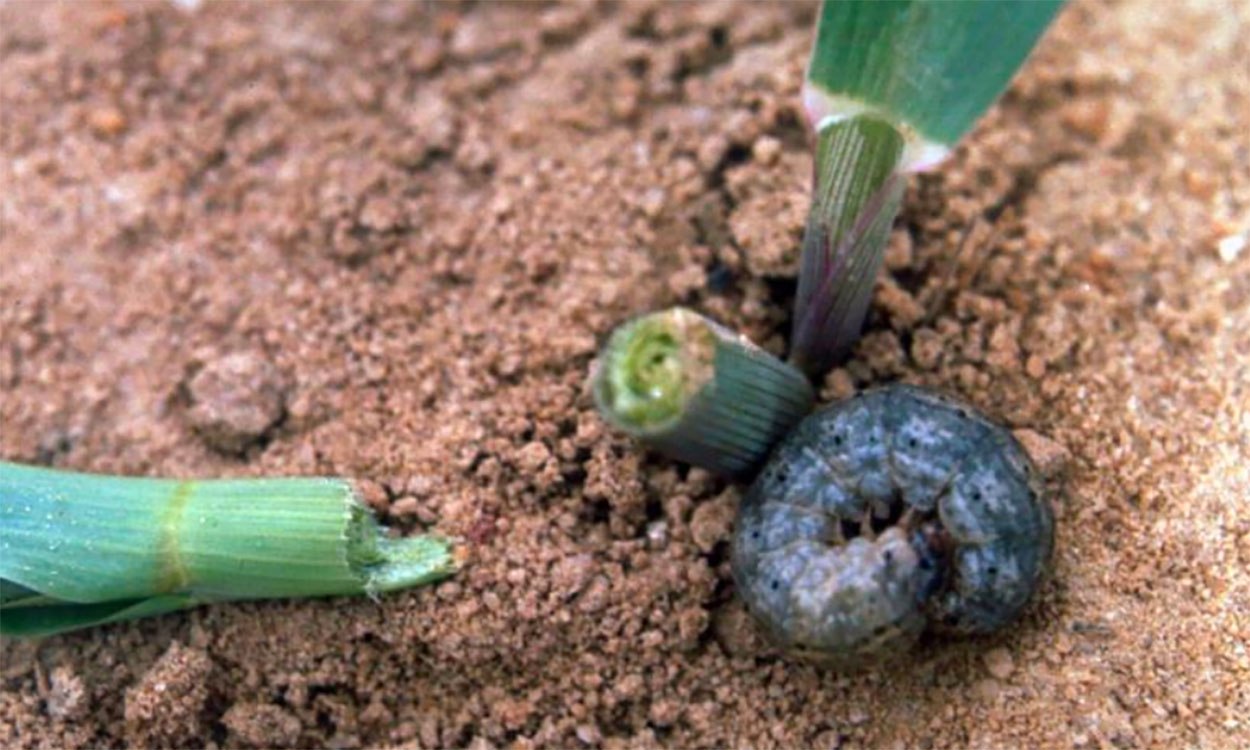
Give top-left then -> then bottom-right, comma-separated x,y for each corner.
731,384 -> 1053,664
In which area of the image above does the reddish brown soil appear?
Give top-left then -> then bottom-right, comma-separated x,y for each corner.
2,2 -> 1248,748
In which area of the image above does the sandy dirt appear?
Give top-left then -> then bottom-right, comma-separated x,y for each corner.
1,1 -> 1248,748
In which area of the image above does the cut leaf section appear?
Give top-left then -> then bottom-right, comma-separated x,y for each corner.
0,461 -> 459,637
594,308 -> 815,478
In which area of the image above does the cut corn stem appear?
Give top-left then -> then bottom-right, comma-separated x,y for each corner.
593,307 -> 814,478
0,461 -> 459,638
789,114 -> 906,380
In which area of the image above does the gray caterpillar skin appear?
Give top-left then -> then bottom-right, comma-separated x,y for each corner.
731,384 -> 1053,665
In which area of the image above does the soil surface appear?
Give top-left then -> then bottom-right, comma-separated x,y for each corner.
2,1 -> 1248,748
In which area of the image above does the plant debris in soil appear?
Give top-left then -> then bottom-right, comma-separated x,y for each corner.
1,1 -> 1248,748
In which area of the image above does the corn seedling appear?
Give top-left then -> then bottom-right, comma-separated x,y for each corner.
0,461 -> 458,638
790,0 -> 1064,378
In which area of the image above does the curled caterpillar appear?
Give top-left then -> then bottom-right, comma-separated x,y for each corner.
731,384 -> 1053,664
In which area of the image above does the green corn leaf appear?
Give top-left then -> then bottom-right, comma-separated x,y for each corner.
805,0 -> 1064,170
0,461 -> 459,637
0,594 -> 201,639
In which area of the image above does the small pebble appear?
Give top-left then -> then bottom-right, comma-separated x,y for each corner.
710,600 -> 765,658
87,107 -> 127,137
1059,98 -> 1112,141
1217,233 -> 1246,263
1025,354 -> 1047,379
689,490 -> 735,553
575,724 -> 602,746
187,351 -> 287,455
639,188 -> 666,219
391,496 -> 421,517
124,642 -> 212,747
46,667 -> 86,721
884,228 -> 914,270
751,135 -> 781,165
974,678 -> 1005,700
515,441 -> 552,473
983,647 -> 1016,680
910,329 -> 944,371
1012,429 -> 1071,478
697,135 -> 730,174
821,367 -> 856,401
222,702 -> 302,748
645,520 -> 669,550
355,480 -> 389,513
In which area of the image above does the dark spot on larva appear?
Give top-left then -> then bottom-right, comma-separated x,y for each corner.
731,383 -> 1054,664
840,518 -> 860,541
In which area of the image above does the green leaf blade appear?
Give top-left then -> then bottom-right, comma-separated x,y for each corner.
0,464 -> 181,602
0,595 -> 201,639
806,0 -> 1064,166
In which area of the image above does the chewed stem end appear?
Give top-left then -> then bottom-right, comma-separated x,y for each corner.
594,308 -> 814,478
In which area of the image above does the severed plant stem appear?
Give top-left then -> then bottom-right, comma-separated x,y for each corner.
593,308 -> 814,478
0,461 -> 459,638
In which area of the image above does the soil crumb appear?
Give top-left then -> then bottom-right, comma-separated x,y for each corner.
222,701 -> 302,748
123,642 -> 212,748
186,350 -> 288,455
1,1 -> 1248,749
